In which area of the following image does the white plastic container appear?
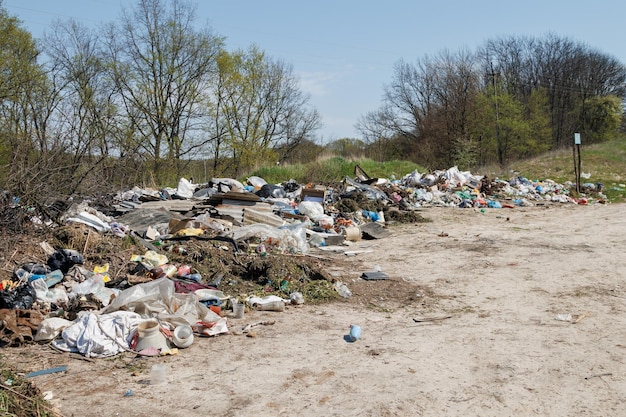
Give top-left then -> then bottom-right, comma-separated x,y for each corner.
255,300 -> 285,311
172,325 -> 194,348
232,302 -> 245,319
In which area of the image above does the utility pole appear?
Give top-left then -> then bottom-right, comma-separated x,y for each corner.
490,62 -> 502,165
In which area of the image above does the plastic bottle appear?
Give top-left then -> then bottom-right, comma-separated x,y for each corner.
334,281 -> 352,298
183,273 -> 202,283
255,300 -> 285,311
348,324 -> 361,342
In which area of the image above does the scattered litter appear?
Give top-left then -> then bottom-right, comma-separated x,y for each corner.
346,324 -> 361,342
555,314 -> 573,322
25,365 -> 68,378
0,164 -> 605,364
333,281 -> 352,298
412,315 -> 453,323
361,271 -> 389,281
554,312 -> 589,323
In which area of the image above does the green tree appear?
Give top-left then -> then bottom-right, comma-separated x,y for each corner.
325,138 -> 367,158
212,46 -> 321,176
578,95 -> 622,143
0,5 -> 54,199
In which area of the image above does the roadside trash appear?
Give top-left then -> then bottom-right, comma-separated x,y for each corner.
172,325 -> 194,348
347,324 -> 361,342
247,295 -> 286,311
333,281 -> 352,298
14,263 -> 50,282
150,364 -> 167,385
342,226 -> 361,241
255,300 -> 285,311
554,312 -> 590,323
289,292 -> 305,305
25,365 -> 68,378
0,162 -> 604,365
232,300 -> 245,318
93,263 -> 110,282
0,283 -> 36,309
555,313 -> 572,322
360,222 -> 391,239
134,320 -> 170,353
361,271 -> 389,281
123,389 -> 133,397
194,288 -> 226,301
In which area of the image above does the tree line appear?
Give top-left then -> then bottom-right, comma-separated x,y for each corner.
357,34 -> 626,170
0,0 -> 320,205
1,0 -> 625,208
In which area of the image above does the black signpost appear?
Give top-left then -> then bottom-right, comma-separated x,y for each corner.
573,133 -> 581,193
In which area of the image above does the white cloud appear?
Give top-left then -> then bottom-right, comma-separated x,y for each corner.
296,71 -> 338,97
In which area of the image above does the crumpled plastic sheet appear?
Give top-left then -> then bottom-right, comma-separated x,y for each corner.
103,277 -> 221,328
52,311 -> 143,358
34,317 -> 74,342
230,222 -> 309,254
49,277 -> 226,357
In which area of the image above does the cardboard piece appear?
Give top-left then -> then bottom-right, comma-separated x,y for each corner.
301,188 -> 326,204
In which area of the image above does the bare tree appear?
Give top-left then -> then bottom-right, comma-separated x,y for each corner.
103,0 -> 224,182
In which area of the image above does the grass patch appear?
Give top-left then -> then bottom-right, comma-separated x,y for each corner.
480,138 -> 626,202
247,157 -> 423,185
0,359 -> 61,417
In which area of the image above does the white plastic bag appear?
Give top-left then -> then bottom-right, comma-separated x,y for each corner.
175,177 -> 194,199
297,201 -> 325,220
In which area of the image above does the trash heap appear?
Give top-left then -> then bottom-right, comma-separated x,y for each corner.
0,165 -> 602,357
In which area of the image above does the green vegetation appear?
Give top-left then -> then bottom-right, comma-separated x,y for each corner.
0,359 -> 60,417
481,138 -> 626,202
247,157 -> 423,184
1,2 -> 625,209
247,139 -> 625,203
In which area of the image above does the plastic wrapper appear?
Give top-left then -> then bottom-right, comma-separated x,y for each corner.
231,222 -> 309,254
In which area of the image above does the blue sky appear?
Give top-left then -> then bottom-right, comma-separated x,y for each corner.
4,0 -> 625,143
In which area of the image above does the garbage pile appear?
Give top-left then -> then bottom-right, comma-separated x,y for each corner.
0,165 -> 601,357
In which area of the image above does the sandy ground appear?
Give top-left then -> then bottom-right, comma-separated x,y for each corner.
4,203 -> 626,417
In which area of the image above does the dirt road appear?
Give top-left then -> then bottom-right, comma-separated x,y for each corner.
5,203 -> 626,416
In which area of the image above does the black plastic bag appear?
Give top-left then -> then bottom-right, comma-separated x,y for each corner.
47,249 -> 84,274
256,184 -> 286,199
0,284 -> 36,309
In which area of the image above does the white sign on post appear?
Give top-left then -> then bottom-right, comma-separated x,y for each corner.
574,132 -> 581,145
